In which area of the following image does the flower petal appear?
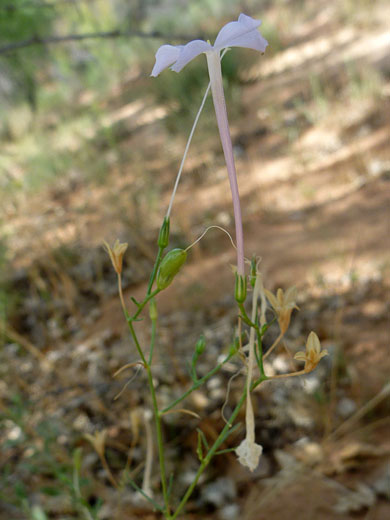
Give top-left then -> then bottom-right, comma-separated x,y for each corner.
264,289 -> 279,310
222,29 -> 268,53
214,14 -> 260,48
151,44 -> 182,77
214,13 -> 267,52
307,331 -> 321,354
171,40 -> 212,72
236,438 -> 263,472
294,351 -> 307,362
284,286 -> 298,306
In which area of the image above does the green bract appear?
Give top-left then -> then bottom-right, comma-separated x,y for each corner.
158,216 -> 170,249
234,273 -> 247,303
157,248 -> 187,290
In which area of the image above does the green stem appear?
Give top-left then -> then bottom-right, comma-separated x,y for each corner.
171,390 -> 247,519
238,302 -> 256,328
238,302 -> 268,379
127,320 -> 147,365
255,320 -> 266,379
148,317 -> 157,365
147,246 -> 164,295
145,364 -> 170,516
161,356 -> 232,414
127,299 -> 170,515
131,289 -> 160,321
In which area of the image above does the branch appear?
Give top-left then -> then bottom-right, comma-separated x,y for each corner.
0,29 -> 204,55
0,0 -> 98,11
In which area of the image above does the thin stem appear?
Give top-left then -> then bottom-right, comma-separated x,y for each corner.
268,369 -> 306,379
255,325 -> 266,378
132,289 -> 160,321
326,382 -> 390,441
126,321 -> 168,512
127,321 -> 147,374
100,453 -> 119,489
127,478 -> 164,513
238,302 -> 256,328
237,301 -> 266,378
142,410 -> 154,498
73,452 -> 95,520
0,28 -> 205,56
185,225 -> 236,253
161,357 -> 231,414
263,331 -> 284,360
117,273 -> 128,318
166,82 -> 211,218
145,365 -> 170,516
148,316 -> 157,365
242,275 -> 261,445
206,50 -> 245,276
171,390 -> 247,519
165,48 -> 229,220
147,247 -> 164,295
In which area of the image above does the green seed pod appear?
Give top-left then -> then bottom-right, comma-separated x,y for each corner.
234,273 -> 247,303
157,217 -> 170,249
157,248 -> 187,290
195,335 -> 206,356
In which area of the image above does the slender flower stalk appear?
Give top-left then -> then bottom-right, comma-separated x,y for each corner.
151,14 -> 268,276
142,409 -> 154,499
205,50 -> 245,274
235,273 -> 263,471
166,81 -> 211,219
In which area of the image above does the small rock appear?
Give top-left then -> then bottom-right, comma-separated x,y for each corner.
218,503 -> 240,520
371,464 -> 390,499
336,397 -> 357,418
201,477 -> 236,508
334,483 -> 376,514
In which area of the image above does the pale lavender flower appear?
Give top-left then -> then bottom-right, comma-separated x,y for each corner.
151,14 -> 268,275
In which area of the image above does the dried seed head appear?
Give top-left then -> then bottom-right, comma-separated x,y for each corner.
294,331 -> 328,372
84,430 -> 107,458
104,239 -> 128,275
264,286 -> 298,334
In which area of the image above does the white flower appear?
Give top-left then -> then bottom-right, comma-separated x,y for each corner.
236,438 -> 263,472
151,13 -> 268,77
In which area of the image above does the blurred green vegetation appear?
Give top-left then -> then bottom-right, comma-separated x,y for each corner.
0,0 -> 275,199
0,393 -> 101,519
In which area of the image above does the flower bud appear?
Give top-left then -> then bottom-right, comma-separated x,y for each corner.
157,217 -> 170,249
191,335 -> 206,381
235,273 -> 247,303
195,335 -> 206,356
149,298 -> 158,321
157,248 -> 187,290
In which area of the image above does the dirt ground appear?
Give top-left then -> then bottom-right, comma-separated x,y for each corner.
1,1 -> 390,519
